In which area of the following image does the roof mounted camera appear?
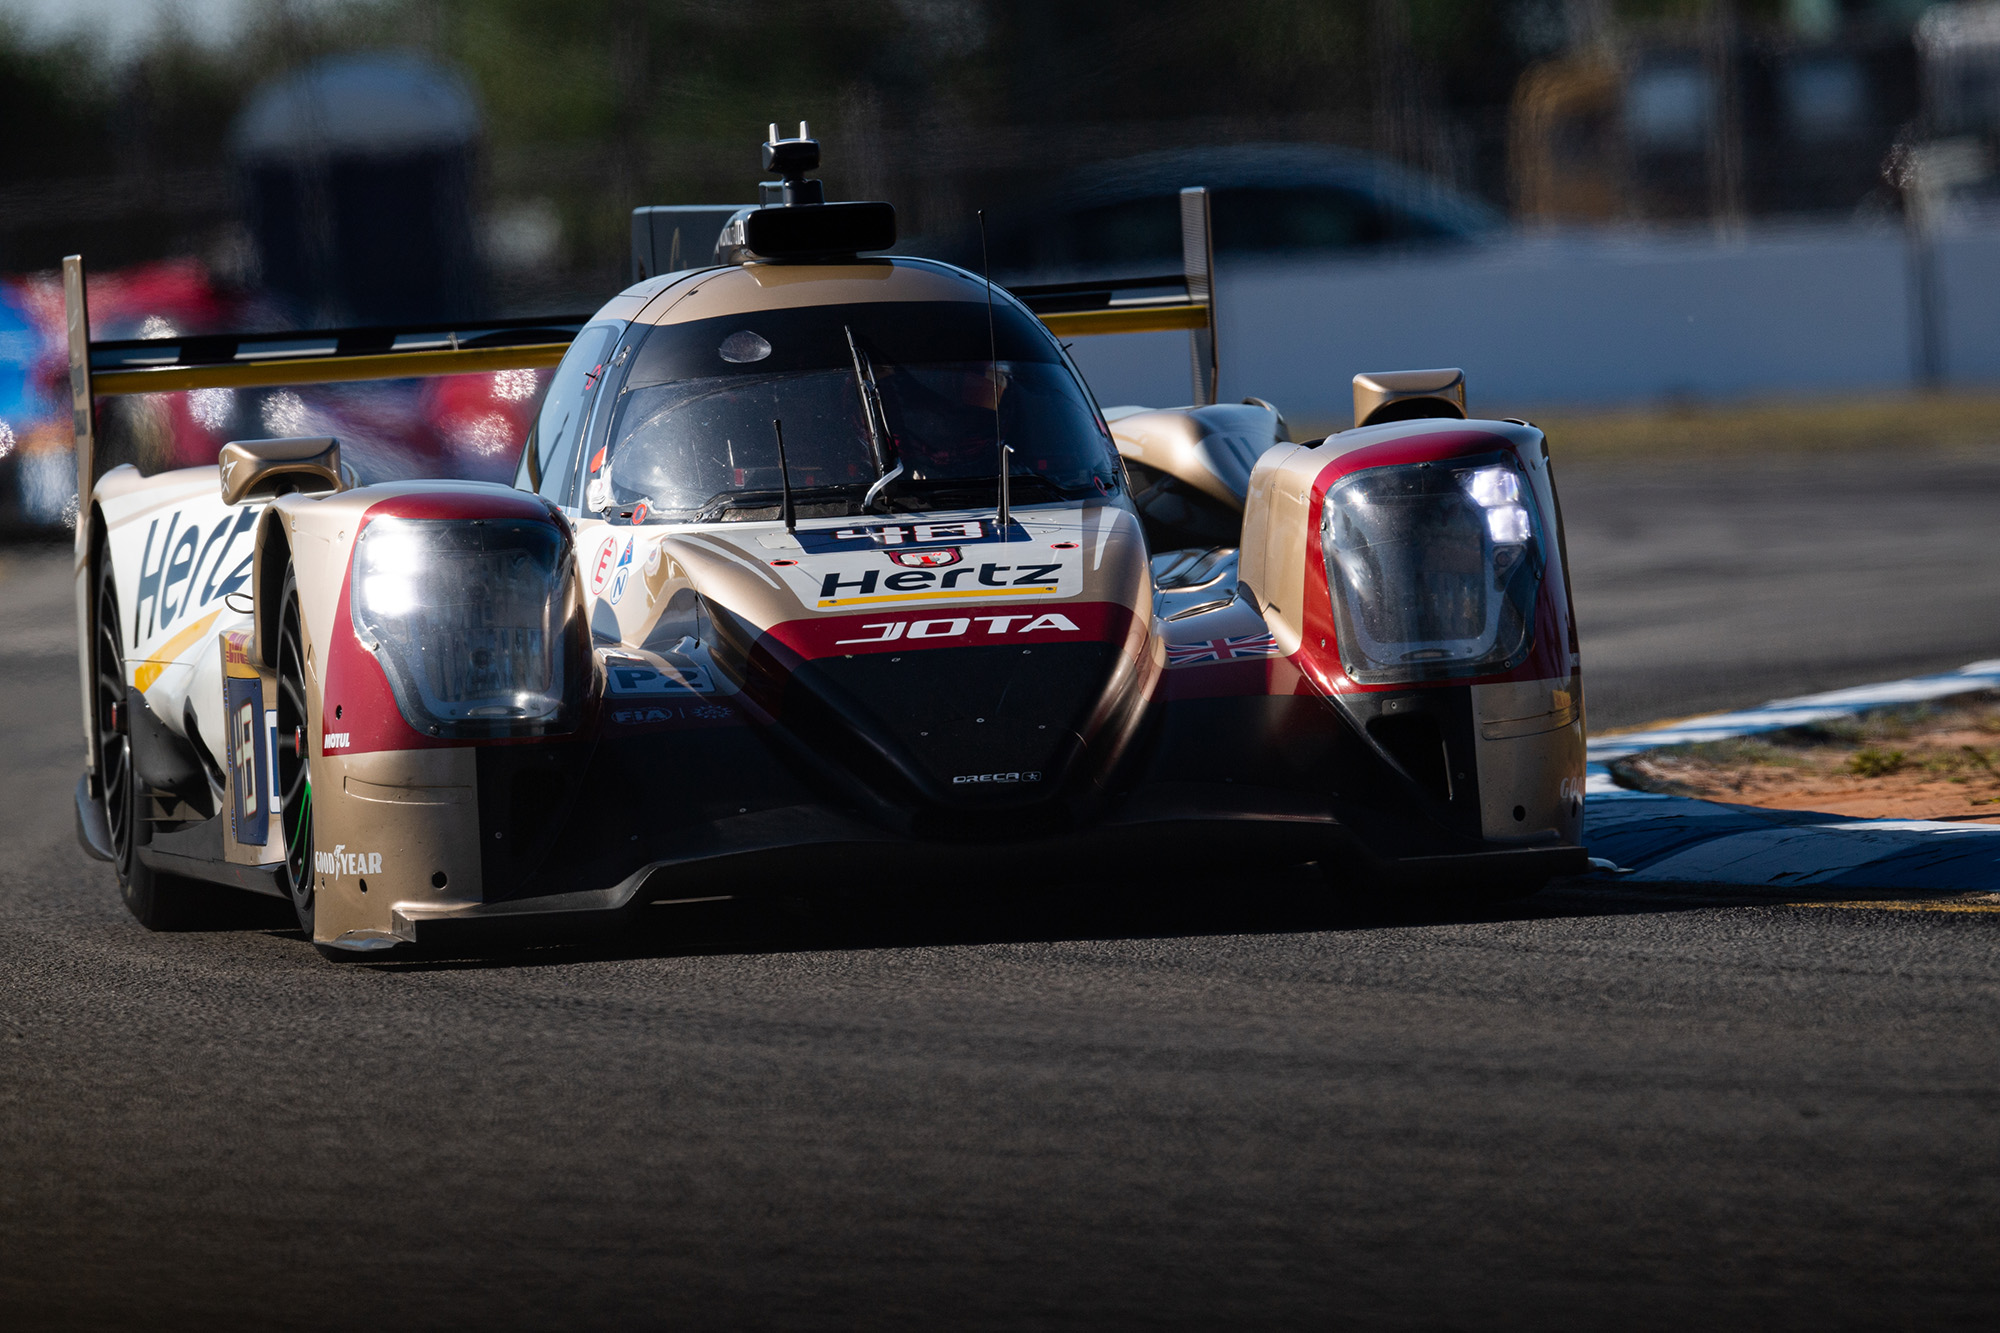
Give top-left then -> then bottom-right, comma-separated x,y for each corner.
715,122 -> 896,265
760,121 -> 823,206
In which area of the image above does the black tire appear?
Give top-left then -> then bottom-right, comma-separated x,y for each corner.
275,567 -> 316,936
95,548 -> 204,930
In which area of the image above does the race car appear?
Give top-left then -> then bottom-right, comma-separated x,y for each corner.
66,126 -> 1586,959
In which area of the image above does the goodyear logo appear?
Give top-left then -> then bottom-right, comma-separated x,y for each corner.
315,844 -> 383,879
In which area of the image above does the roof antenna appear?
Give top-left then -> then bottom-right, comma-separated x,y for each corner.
978,209 -> 1009,535
771,417 -> 796,531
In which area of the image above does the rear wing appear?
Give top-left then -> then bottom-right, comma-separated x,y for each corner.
60,253 -> 588,515
63,186 -> 1220,496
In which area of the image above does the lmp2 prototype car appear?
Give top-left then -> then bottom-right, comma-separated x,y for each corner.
66,127 -> 1586,958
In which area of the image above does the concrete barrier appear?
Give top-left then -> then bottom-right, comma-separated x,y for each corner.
1065,220 -> 2000,419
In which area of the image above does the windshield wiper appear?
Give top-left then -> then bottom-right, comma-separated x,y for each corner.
845,325 -> 903,511
690,484 -> 871,525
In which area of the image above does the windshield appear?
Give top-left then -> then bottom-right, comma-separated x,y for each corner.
594,299 -> 1121,522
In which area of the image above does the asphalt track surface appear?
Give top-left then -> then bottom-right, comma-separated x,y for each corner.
1560,441 -> 2000,730
4,443 -> 1999,1329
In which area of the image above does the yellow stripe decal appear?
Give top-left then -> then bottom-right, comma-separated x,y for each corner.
132,611 -> 221,692
1037,303 -> 1209,338
92,304 -> 1202,399
817,586 -> 1057,609
94,343 -> 568,397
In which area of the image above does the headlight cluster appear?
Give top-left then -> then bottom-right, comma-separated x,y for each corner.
1321,456 -> 1544,685
351,517 -> 574,734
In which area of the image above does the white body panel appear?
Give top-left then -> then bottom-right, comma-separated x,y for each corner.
95,463 -> 263,764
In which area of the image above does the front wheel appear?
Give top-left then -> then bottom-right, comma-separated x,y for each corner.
275,568 -> 316,936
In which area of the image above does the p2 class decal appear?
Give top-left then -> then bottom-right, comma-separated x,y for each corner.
223,675 -> 269,846
604,659 -> 714,695
792,518 -> 1028,553
764,601 -> 1138,661
588,532 -> 625,597
889,546 -> 961,569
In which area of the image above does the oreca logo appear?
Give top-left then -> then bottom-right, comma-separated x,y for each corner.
953,771 -> 1042,785
315,844 -> 383,879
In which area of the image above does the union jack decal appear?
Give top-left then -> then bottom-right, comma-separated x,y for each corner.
1166,632 -> 1282,666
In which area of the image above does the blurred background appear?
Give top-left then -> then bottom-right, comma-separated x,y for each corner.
3,0 -> 1999,535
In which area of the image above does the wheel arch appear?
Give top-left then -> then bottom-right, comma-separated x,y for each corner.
79,502 -> 112,799
252,506 -> 292,669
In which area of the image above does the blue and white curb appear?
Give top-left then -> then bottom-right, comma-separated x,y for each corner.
1582,660 -> 2000,892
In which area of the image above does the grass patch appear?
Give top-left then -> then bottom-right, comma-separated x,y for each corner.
1846,747 -> 1908,778
1609,691 -> 2000,817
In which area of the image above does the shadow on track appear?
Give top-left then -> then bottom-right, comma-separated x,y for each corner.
135,866 -> 1971,971
344,868 -> 1801,973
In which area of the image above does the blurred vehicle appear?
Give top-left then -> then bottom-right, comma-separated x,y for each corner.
0,51 -> 510,534
1,260 -> 240,531
913,143 -> 1505,282
0,257 -> 554,534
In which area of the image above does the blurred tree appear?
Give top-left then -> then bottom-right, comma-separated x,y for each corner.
0,1 -> 1608,289
0,23 -> 111,182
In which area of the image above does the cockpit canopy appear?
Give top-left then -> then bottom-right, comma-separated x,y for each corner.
596,297 -> 1123,523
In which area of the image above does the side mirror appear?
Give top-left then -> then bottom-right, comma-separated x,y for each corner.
1353,369 -> 1467,428
219,437 -> 345,505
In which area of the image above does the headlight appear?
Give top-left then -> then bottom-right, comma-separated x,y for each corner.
351,516 -> 575,734
1321,455 -> 1544,685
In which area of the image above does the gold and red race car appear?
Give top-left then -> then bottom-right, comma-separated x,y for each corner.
68,127 -> 1585,958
